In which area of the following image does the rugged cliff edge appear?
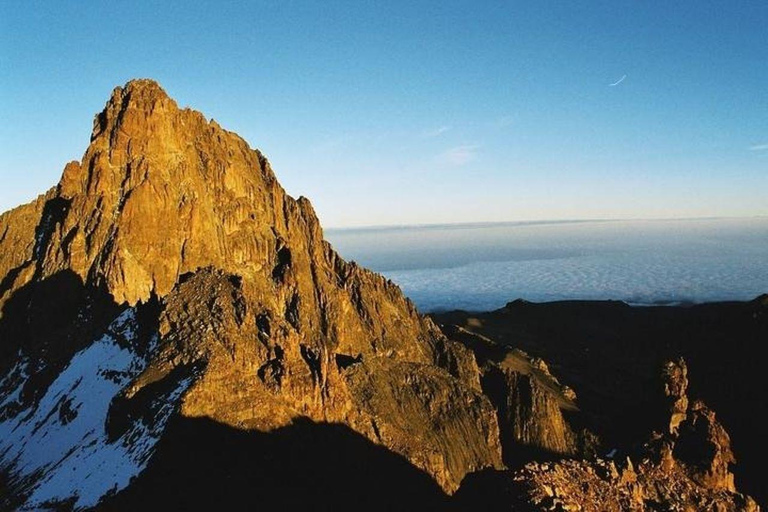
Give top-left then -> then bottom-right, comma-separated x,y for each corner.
437,300 -> 765,510
0,80 -> 501,510
0,80 -> 759,511
503,359 -> 758,511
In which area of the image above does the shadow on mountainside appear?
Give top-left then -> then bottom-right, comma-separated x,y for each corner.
0,270 -> 108,363
97,415 -> 451,512
453,468 -> 540,512
0,271 -> 138,416
1,273 -> 452,511
433,297 -> 768,506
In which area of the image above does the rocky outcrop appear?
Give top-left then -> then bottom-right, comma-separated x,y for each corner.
440,324 -> 593,467
441,324 -> 600,476
0,79 -> 759,511
512,455 -> 757,512
483,352 -> 580,460
433,298 -> 767,505
661,358 -> 689,435
506,359 -> 757,511
675,400 -> 737,492
0,79 -> 502,508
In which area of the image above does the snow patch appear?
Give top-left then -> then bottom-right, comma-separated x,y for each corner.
0,355 -> 30,412
0,308 -> 192,510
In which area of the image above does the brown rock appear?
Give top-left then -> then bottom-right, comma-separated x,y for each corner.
675,400 -> 737,493
504,361 -> 758,512
443,326 -> 587,463
662,358 -> 689,435
0,79 -> 503,495
483,359 -> 579,460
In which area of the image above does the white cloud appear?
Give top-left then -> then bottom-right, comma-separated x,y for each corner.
608,74 -> 627,87
438,144 -> 478,166
749,143 -> 768,151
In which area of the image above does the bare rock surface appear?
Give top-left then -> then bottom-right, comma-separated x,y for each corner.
502,360 -> 757,511
0,80 -> 501,509
441,324 -> 596,467
0,80 -> 760,511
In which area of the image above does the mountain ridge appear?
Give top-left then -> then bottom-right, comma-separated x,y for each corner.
0,80 -> 760,511
0,79 -> 505,508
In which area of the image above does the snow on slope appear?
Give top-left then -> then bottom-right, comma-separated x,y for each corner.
0,308 -> 191,510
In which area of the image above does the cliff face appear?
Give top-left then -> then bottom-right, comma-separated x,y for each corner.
440,325 -> 591,466
482,354 -> 581,460
507,359 -> 757,511
0,80 -> 759,511
434,298 -> 767,507
0,80 -> 501,509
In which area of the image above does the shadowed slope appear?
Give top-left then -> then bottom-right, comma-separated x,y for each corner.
98,416 -> 450,512
433,297 -> 768,505
0,79 -> 503,506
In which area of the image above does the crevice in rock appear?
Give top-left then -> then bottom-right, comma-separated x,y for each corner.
371,418 -> 382,442
255,312 -> 271,343
227,276 -> 246,327
335,353 -> 362,371
257,345 -> 284,390
33,196 -> 71,262
272,244 -> 291,283
349,282 -> 372,327
285,292 -> 300,330
300,344 -> 322,386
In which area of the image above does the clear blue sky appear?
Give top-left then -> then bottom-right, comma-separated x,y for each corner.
1,1 -> 766,227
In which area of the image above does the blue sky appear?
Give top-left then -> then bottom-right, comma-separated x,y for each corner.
1,1 -> 766,227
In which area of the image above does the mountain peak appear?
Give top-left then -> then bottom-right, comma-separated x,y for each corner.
0,80 -> 506,506
43,79 -> 292,303
0,80 -> 760,511
89,78 -> 180,146
121,77 -> 169,96
104,78 -> 175,118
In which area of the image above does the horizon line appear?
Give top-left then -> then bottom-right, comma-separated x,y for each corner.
324,214 -> 768,232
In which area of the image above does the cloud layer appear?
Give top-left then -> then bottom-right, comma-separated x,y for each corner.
329,218 -> 768,312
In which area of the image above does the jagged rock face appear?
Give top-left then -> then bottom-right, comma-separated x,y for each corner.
130,267 -> 502,491
658,360 -> 737,493
483,353 -> 579,459
0,79 -> 502,507
661,358 -> 689,435
505,360 -> 756,511
439,325 -> 587,465
675,400 -> 737,492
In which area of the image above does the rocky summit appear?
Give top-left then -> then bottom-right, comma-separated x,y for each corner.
0,80 -> 760,511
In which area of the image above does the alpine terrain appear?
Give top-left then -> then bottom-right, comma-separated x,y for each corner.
0,80 -> 759,511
